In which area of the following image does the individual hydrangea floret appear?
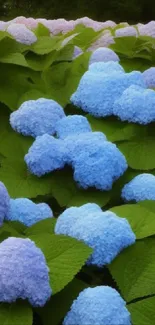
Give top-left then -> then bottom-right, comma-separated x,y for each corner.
6,198 -> 53,226
71,69 -> 145,117
56,115 -> 92,139
113,85 -> 155,124
0,237 -> 52,306
73,46 -> 83,59
89,61 -> 124,74
89,47 -> 119,65
25,134 -> 66,176
115,26 -> 138,37
0,182 -> 10,226
7,23 -> 37,45
122,174 -> 155,202
10,98 -> 65,138
142,67 -> 155,88
63,286 -> 131,325
55,207 -> 135,267
64,131 -> 107,164
73,141 -> 127,190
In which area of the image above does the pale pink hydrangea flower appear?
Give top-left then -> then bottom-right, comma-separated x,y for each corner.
88,30 -> 114,51
7,23 -> 37,45
0,21 -> 7,31
138,21 -> 155,37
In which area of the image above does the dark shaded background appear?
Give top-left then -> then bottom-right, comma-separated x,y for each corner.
0,0 -> 155,23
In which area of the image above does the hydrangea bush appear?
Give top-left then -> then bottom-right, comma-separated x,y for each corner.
0,17 -> 155,325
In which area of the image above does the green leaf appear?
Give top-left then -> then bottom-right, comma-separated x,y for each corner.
87,115 -> 147,142
0,301 -> 33,325
18,89 -> 50,106
68,188 -> 110,207
0,37 -> 28,57
0,53 -> 28,67
30,233 -> 92,294
139,200 -> 155,213
109,237 -> 155,302
37,278 -> 87,325
0,158 -> 52,198
110,203 -> 155,239
7,221 -> 27,235
25,218 -> 56,237
71,27 -> 103,50
33,23 -> 51,37
128,296 -> 155,325
118,137 -> 155,170
30,36 -> 61,54
110,36 -> 137,56
42,52 -> 90,106
120,58 -> 151,72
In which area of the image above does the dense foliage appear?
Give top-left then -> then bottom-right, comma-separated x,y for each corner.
0,20 -> 155,325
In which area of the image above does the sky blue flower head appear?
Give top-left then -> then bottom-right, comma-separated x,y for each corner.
142,67 -> 155,88
122,173 -> 155,202
89,47 -> 120,65
25,134 -> 66,176
0,182 -> 10,226
10,98 -> 65,138
63,286 -> 131,325
113,85 -> 155,124
115,26 -> 138,37
55,208 -> 135,267
56,115 -> 92,139
0,237 -> 52,306
64,131 -> 107,164
6,198 -> 53,227
88,61 -> 125,74
71,70 -> 146,117
72,141 -> 127,190
55,203 -> 102,236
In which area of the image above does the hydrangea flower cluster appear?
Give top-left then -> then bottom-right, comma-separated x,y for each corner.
10,98 -> 65,138
89,47 -> 119,65
24,114 -> 127,190
6,198 -> 53,226
71,61 -> 146,118
63,286 -> 131,325
0,180 -> 53,227
0,237 -> 52,306
142,67 -> 155,88
115,26 -> 138,37
6,23 -> 37,45
122,174 -> 155,202
55,203 -> 136,267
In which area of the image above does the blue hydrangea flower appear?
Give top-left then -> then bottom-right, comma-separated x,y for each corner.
56,115 -> 92,139
63,286 -> 131,325
72,141 -> 127,190
142,67 -> 155,88
113,85 -> 155,124
10,98 -> 65,138
89,47 -> 119,65
0,237 -> 52,306
88,61 -> 125,74
71,70 -> 146,117
55,207 -> 135,267
122,174 -> 155,202
6,198 -> 53,226
73,46 -> 83,59
115,26 -> 138,37
0,182 -> 10,226
64,132 -> 107,164
24,134 -> 66,176
55,203 -> 102,236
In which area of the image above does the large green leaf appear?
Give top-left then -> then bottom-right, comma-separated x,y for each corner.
30,36 -> 61,55
42,52 -> 90,106
110,203 -> 155,239
128,296 -> 155,325
118,137 -> 155,170
0,158 -> 52,198
0,53 -> 28,67
0,301 -> 32,325
109,237 -> 155,302
25,218 -> 56,237
29,233 -> 92,294
33,23 -> 51,37
37,278 -> 87,325
68,188 -> 110,207
87,115 -> 147,142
